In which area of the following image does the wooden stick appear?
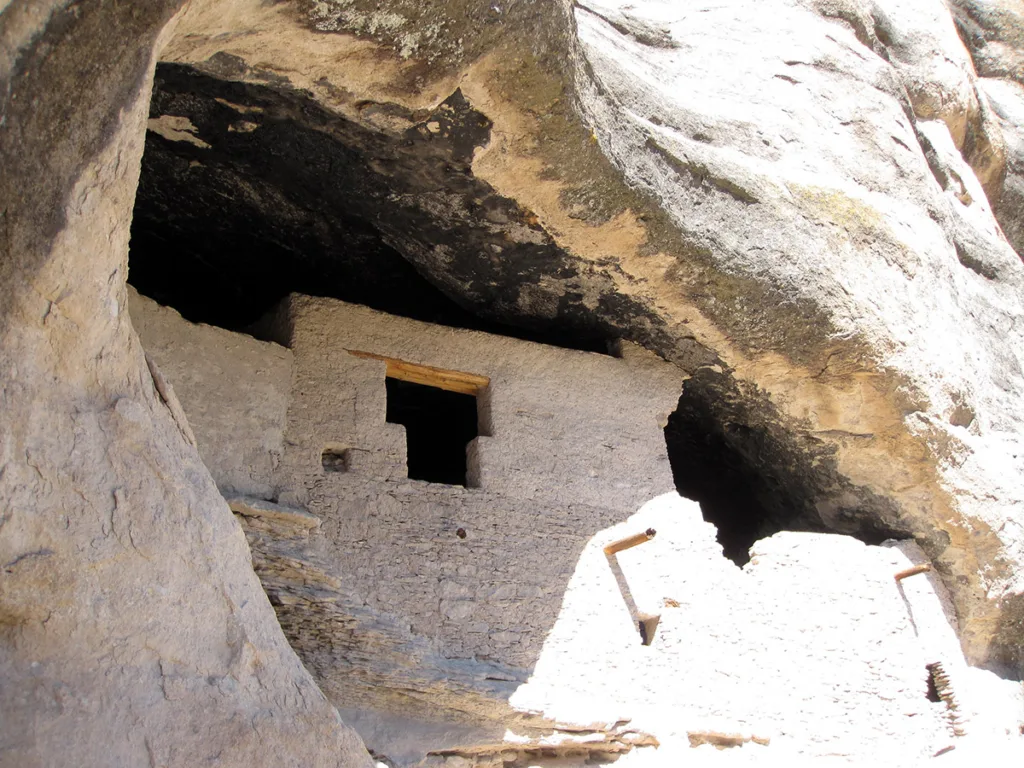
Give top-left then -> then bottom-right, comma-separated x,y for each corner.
604,528 -> 657,556
894,563 -> 932,581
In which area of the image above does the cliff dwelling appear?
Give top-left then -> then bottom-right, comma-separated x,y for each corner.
126,287 -> 1019,765
4,1 -> 1024,767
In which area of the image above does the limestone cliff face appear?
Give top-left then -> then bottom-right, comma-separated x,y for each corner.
0,2 -> 371,766
2,0 -> 1024,765
145,0 -> 1024,672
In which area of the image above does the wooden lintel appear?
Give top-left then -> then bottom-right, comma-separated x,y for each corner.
347,350 -> 489,396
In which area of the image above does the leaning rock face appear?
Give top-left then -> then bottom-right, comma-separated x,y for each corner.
0,2 -> 371,766
137,0 -> 1024,672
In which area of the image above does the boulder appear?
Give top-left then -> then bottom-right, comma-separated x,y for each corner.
0,2 -> 372,765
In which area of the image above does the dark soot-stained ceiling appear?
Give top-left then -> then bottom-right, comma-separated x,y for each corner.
129,62 -> 909,566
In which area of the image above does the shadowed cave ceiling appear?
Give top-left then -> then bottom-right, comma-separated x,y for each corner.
105,0 -> 1024,676
129,61 -> 909,570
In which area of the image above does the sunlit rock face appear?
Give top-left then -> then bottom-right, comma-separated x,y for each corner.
134,0 -> 1024,672
0,2 -> 372,766
4,0 -> 1024,765
130,289 -> 1024,765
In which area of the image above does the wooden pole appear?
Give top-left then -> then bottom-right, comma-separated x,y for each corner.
894,563 -> 931,581
604,528 -> 657,556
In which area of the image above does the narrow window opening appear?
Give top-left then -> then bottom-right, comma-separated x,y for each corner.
322,446 -> 351,473
386,377 -> 478,486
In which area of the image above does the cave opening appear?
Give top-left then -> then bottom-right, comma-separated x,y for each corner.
386,377 -> 479,487
664,390 -> 789,565
126,62 -> 619,356
663,370 -> 905,566
124,61 -> 907,568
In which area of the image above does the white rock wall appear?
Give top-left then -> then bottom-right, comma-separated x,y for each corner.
572,0 -> 1024,667
276,294 -> 682,513
129,288 -> 292,499
510,494 -> 1024,764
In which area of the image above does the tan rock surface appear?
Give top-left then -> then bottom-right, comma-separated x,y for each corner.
144,0 -> 1024,672
3,0 -> 1024,763
0,2 -> 371,765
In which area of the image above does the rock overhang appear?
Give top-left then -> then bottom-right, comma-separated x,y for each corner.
4,5 -> 1024,766
124,0 -> 1024,674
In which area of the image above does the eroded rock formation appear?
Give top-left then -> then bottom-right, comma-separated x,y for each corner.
127,0 -> 1024,672
3,0 -> 1024,764
0,2 -> 371,766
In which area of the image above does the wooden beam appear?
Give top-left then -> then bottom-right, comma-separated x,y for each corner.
894,563 -> 932,582
604,528 -> 657,556
346,350 -> 489,396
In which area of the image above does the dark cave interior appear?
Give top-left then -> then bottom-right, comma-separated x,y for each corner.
128,62 -> 906,567
128,62 -> 623,355
664,380 -> 823,564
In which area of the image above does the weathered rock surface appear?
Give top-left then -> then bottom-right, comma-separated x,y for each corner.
954,1 -> 1024,252
573,0 -> 1024,670
952,0 -> 1024,83
129,289 -> 293,499
5,0 -> 1024,763
0,2 -> 371,765
127,0 -> 1024,674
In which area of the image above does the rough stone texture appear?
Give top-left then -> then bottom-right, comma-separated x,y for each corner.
135,298 -> 1024,764
228,492 -> 524,738
134,291 -> 681,668
273,295 -> 681,512
952,0 -> 1024,83
954,1 -> 1024,252
129,288 -> 293,499
113,0 -> 1024,674
980,77 -> 1024,252
0,2 -> 372,766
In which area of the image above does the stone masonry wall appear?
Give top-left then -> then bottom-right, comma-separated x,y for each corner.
270,295 -> 684,666
129,288 -> 292,499
135,291 -> 684,667
130,293 -> 1024,763
273,294 -> 683,514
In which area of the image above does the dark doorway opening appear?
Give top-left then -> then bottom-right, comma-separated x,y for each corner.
663,369 -> 905,567
386,377 -> 478,486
